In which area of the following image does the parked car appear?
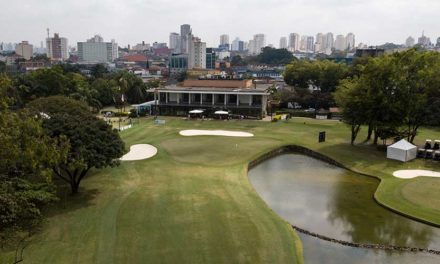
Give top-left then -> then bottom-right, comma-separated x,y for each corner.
304,108 -> 315,113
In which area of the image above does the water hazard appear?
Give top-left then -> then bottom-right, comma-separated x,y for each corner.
248,153 -> 440,263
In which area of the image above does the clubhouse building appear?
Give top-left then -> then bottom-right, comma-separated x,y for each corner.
149,79 -> 270,118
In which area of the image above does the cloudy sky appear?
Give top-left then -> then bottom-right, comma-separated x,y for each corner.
1,0 -> 439,48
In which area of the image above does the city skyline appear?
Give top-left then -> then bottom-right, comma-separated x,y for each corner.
0,0 -> 439,48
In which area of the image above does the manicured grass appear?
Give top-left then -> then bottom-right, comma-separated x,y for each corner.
1,117 -> 440,263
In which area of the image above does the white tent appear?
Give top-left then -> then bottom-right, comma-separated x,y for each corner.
387,139 -> 417,162
214,111 -> 229,115
189,109 -> 204,114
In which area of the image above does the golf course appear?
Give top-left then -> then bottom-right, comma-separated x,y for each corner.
1,117 -> 440,263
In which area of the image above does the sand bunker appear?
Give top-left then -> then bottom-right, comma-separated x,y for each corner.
179,130 -> 254,137
120,144 -> 157,161
393,170 -> 440,179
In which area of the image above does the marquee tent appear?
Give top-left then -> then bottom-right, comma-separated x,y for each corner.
387,139 -> 417,162
189,109 -> 204,114
214,111 -> 229,115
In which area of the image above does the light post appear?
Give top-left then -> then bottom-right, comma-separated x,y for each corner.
154,89 -> 158,120
118,87 -> 123,131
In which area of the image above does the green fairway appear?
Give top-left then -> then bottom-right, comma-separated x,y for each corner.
1,117 -> 440,264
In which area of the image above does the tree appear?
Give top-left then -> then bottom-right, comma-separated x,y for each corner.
317,60 -> 349,93
31,53 -> 50,62
112,71 -> 147,104
16,67 -> 70,101
334,49 -> 440,145
27,96 -> 125,194
230,55 -> 247,66
57,63 -> 81,74
392,50 -> 440,142
284,60 -> 320,88
334,78 -> 369,145
0,91 -> 65,242
0,74 -> 15,108
284,60 -> 349,92
90,64 -> 109,79
256,47 -> 295,65
91,78 -> 117,106
284,60 -> 349,110
0,61 -> 6,73
176,71 -> 187,82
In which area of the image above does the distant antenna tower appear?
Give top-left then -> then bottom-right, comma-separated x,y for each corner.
47,28 -> 50,39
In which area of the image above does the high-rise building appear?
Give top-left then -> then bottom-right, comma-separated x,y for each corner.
34,41 -> 46,54
188,37 -> 206,69
243,41 -> 248,51
248,40 -> 255,54
231,37 -> 240,51
169,54 -> 188,74
180,24 -> 191,36
1,42 -> 16,52
314,43 -> 322,53
169,32 -> 180,52
219,34 -> 230,50
220,34 -> 229,46
346,33 -> 355,51
238,41 -> 245,51
334,35 -> 346,51
288,33 -> 300,51
436,37 -> 440,47
46,33 -> 68,61
231,38 -> 245,52
306,36 -> 314,52
248,34 -> 265,55
77,35 -> 118,63
152,42 -> 167,49
132,41 -> 150,51
15,41 -> 33,60
206,48 -> 216,69
315,33 -> 325,52
180,24 -> 192,53
406,36 -> 415,47
279,37 -> 287,49
418,32 -> 431,47
325,32 -> 334,51
299,36 -> 307,51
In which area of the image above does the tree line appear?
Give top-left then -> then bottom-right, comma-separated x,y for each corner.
334,49 -> 440,145
0,65 -> 143,244
7,64 -> 159,111
230,47 -> 295,66
282,59 -> 350,109
282,49 -> 440,145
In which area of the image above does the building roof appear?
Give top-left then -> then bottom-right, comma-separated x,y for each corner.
316,108 -> 330,114
122,54 -> 148,62
329,107 -> 340,113
152,84 -> 270,95
183,79 -> 252,88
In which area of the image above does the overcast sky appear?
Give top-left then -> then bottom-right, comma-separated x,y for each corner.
1,0 -> 439,48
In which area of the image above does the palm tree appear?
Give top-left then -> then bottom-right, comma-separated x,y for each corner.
116,75 -> 128,112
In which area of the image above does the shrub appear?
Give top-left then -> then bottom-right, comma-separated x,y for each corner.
114,111 -> 129,117
276,109 -> 315,118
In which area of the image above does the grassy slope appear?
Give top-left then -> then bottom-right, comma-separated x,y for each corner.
1,117 -> 440,263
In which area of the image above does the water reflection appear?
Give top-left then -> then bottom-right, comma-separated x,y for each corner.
248,153 -> 440,262
325,166 -> 435,248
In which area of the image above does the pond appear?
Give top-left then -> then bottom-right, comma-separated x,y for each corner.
248,153 -> 440,263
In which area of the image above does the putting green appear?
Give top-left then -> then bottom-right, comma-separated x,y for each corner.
1,117 -> 440,264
